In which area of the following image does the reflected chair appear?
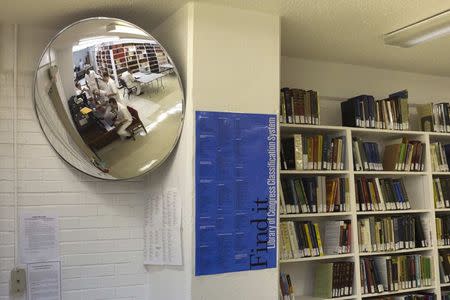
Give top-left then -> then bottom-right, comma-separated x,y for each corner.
119,77 -> 137,101
126,106 -> 147,140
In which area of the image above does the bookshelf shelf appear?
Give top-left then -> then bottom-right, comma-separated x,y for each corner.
356,209 -> 430,215
428,132 -> 450,138
440,282 -> 450,288
360,286 -> 435,298
435,208 -> 450,212
432,172 -> 450,175
296,295 -> 356,300
280,123 -> 345,134
279,253 -> 353,263
349,127 -> 424,137
359,247 -> 433,256
353,171 -> 427,176
438,245 -> 450,250
280,170 -> 349,175
280,212 -> 351,219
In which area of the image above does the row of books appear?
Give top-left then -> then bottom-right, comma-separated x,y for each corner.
352,137 -> 426,172
383,139 -> 426,172
443,291 -> 450,300
436,216 -> 450,247
279,220 -> 351,260
370,293 -> 436,300
360,255 -> 433,295
279,273 -> 294,300
439,253 -> 450,283
355,177 -> 410,212
357,216 -> 428,253
280,176 -> 349,214
417,102 -> 450,133
280,221 -> 323,260
280,87 -> 319,125
430,142 -> 450,172
341,90 -> 409,130
314,261 -> 354,298
281,134 -> 346,171
434,177 -> 450,208
352,137 -> 383,171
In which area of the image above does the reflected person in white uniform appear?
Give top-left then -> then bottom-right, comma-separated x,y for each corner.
121,68 -> 142,96
84,69 -> 100,97
78,59 -> 84,71
109,98 -> 133,140
102,72 -> 118,98
92,90 -> 115,125
74,81 -> 89,97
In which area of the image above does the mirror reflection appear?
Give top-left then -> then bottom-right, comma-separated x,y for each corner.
34,18 -> 184,179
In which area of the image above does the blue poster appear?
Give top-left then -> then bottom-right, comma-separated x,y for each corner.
195,111 -> 277,276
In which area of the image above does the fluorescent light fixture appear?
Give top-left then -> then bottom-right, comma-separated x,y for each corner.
119,38 -> 157,45
106,24 -> 148,36
384,9 -> 450,47
73,36 -> 120,51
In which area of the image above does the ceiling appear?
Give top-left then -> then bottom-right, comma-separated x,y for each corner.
3,0 -> 450,77
50,18 -> 154,50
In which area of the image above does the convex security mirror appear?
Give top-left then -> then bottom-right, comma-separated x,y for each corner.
34,17 -> 184,180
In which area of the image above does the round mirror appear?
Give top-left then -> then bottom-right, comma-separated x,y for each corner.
34,17 -> 184,180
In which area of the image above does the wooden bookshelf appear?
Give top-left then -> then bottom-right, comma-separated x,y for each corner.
278,123 -> 447,299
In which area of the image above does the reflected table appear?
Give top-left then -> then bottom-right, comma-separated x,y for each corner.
133,72 -> 166,90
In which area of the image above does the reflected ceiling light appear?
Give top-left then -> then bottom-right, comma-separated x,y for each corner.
138,160 -> 157,172
144,102 -> 182,133
78,35 -> 119,43
106,24 -> 147,36
73,36 -> 120,51
384,9 -> 450,48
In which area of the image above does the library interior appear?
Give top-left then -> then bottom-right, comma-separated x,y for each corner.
4,1 -> 450,300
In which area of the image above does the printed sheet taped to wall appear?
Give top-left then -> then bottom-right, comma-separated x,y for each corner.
144,188 -> 182,265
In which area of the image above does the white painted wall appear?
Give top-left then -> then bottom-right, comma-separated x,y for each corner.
190,3 -> 280,300
146,3 -> 194,300
0,24 -> 15,299
281,56 -> 450,127
73,48 -> 89,69
147,3 -> 281,300
55,47 -> 76,102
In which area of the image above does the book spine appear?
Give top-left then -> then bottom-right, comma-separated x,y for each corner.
282,88 -> 293,124
293,134 -> 303,170
280,90 -> 286,123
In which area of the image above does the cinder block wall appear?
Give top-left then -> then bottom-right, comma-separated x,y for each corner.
0,24 -> 149,300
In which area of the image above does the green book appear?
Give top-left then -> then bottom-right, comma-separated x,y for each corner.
398,140 -> 407,170
314,263 -> 334,298
294,179 -> 309,213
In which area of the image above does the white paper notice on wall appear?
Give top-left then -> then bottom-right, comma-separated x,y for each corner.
27,261 -> 61,300
144,188 -> 182,265
19,213 -> 59,264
